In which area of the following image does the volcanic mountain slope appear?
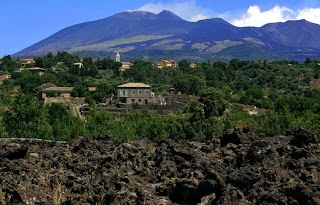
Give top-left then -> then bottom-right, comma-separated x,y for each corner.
0,128 -> 319,204
15,10 -> 320,61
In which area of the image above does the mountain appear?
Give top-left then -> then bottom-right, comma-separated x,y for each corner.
15,10 -> 320,61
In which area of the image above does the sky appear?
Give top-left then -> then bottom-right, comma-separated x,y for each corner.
1,0 -> 320,56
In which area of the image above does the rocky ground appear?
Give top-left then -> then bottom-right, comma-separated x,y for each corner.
0,128 -> 319,205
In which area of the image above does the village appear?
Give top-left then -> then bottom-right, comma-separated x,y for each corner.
0,52 -> 199,119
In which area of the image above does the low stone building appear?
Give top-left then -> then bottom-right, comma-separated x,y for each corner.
117,83 -> 154,104
41,87 -> 74,99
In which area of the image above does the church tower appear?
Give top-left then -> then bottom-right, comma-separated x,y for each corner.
116,52 -> 120,62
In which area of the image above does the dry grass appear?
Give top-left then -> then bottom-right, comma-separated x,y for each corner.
276,167 -> 290,181
310,79 -> 320,88
52,183 -> 66,205
64,146 -> 73,158
223,195 -> 243,205
311,169 -> 320,184
0,189 -> 6,205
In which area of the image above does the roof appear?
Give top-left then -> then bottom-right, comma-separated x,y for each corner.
28,67 -> 46,71
38,83 -> 57,90
161,60 -> 176,63
121,62 -> 133,66
118,83 -> 151,88
42,87 -> 73,93
88,87 -> 97,91
0,75 -> 10,83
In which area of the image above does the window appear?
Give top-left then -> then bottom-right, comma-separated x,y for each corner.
131,90 -> 135,95
138,90 -> 142,95
145,90 -> 148,95
132,99 -> 135,103
138,99 -> 142,103
122,89 -> 126,96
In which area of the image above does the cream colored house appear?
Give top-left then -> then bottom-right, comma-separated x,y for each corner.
157,60 -> 178,68
120,62 -> 133,72
117,83 -> 154,104
73,62 -> 84,69
20,58 -> 35,68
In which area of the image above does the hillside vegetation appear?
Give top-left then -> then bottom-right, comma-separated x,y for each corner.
0,52 -> 319,141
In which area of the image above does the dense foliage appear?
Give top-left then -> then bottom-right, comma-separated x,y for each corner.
0,52 -> 319,141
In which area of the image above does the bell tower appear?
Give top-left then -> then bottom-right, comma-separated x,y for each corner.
116,52 -> 120,62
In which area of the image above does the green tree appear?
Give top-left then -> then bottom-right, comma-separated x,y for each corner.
178,60 -> 191,73
86,111 -> 112,136
0,116 -> 8,138
71,83 -> 87,97
0,55 -> 20,71
199,87 -> 227,118
3,94 -> 52,139
173,74 -> 205,95
48,103 -> 85,140
82,57 -> 98,77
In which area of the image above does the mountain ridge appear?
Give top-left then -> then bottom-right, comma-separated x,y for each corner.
15,10 -> 320,61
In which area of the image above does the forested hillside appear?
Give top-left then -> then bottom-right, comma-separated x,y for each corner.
0,52 -> 319,141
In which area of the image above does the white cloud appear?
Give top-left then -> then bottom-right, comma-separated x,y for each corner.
136,1 -> 320,26
190,14 -> 210,22
231,5 -> 295,27
296,8 -> 320,24
230,5 -> 320,27
137,1 -> 214,22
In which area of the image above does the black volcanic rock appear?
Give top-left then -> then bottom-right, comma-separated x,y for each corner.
14,10 -> 320,61
0,129 -> 320,204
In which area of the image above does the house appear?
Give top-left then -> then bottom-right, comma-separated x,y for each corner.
73,63 -> 84,69
14,67 -> 25,72
157,60 -> 178,68
20,58 -> 35,68
40,86 -> 97,99
41,87 -> 74,99
120,62 -> 133,72
190,63 -> 197,68
117,83 -> 154,104
0,75 -> 10,85
88,87 -> 97,92
28,67 -> 46,75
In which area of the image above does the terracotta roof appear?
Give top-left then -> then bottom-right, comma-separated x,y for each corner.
0,75 -> 10,83
118,83 -> 151,88
42,87 -> 73,93
88,87 -> 97,91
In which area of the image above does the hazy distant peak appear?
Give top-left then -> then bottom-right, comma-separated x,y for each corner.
113,11 -> 157,20
208,18 -> 232,25
156,10 -> 183,21
286,19 -> 308,23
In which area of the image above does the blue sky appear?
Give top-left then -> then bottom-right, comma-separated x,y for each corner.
1,0 -> 320,56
